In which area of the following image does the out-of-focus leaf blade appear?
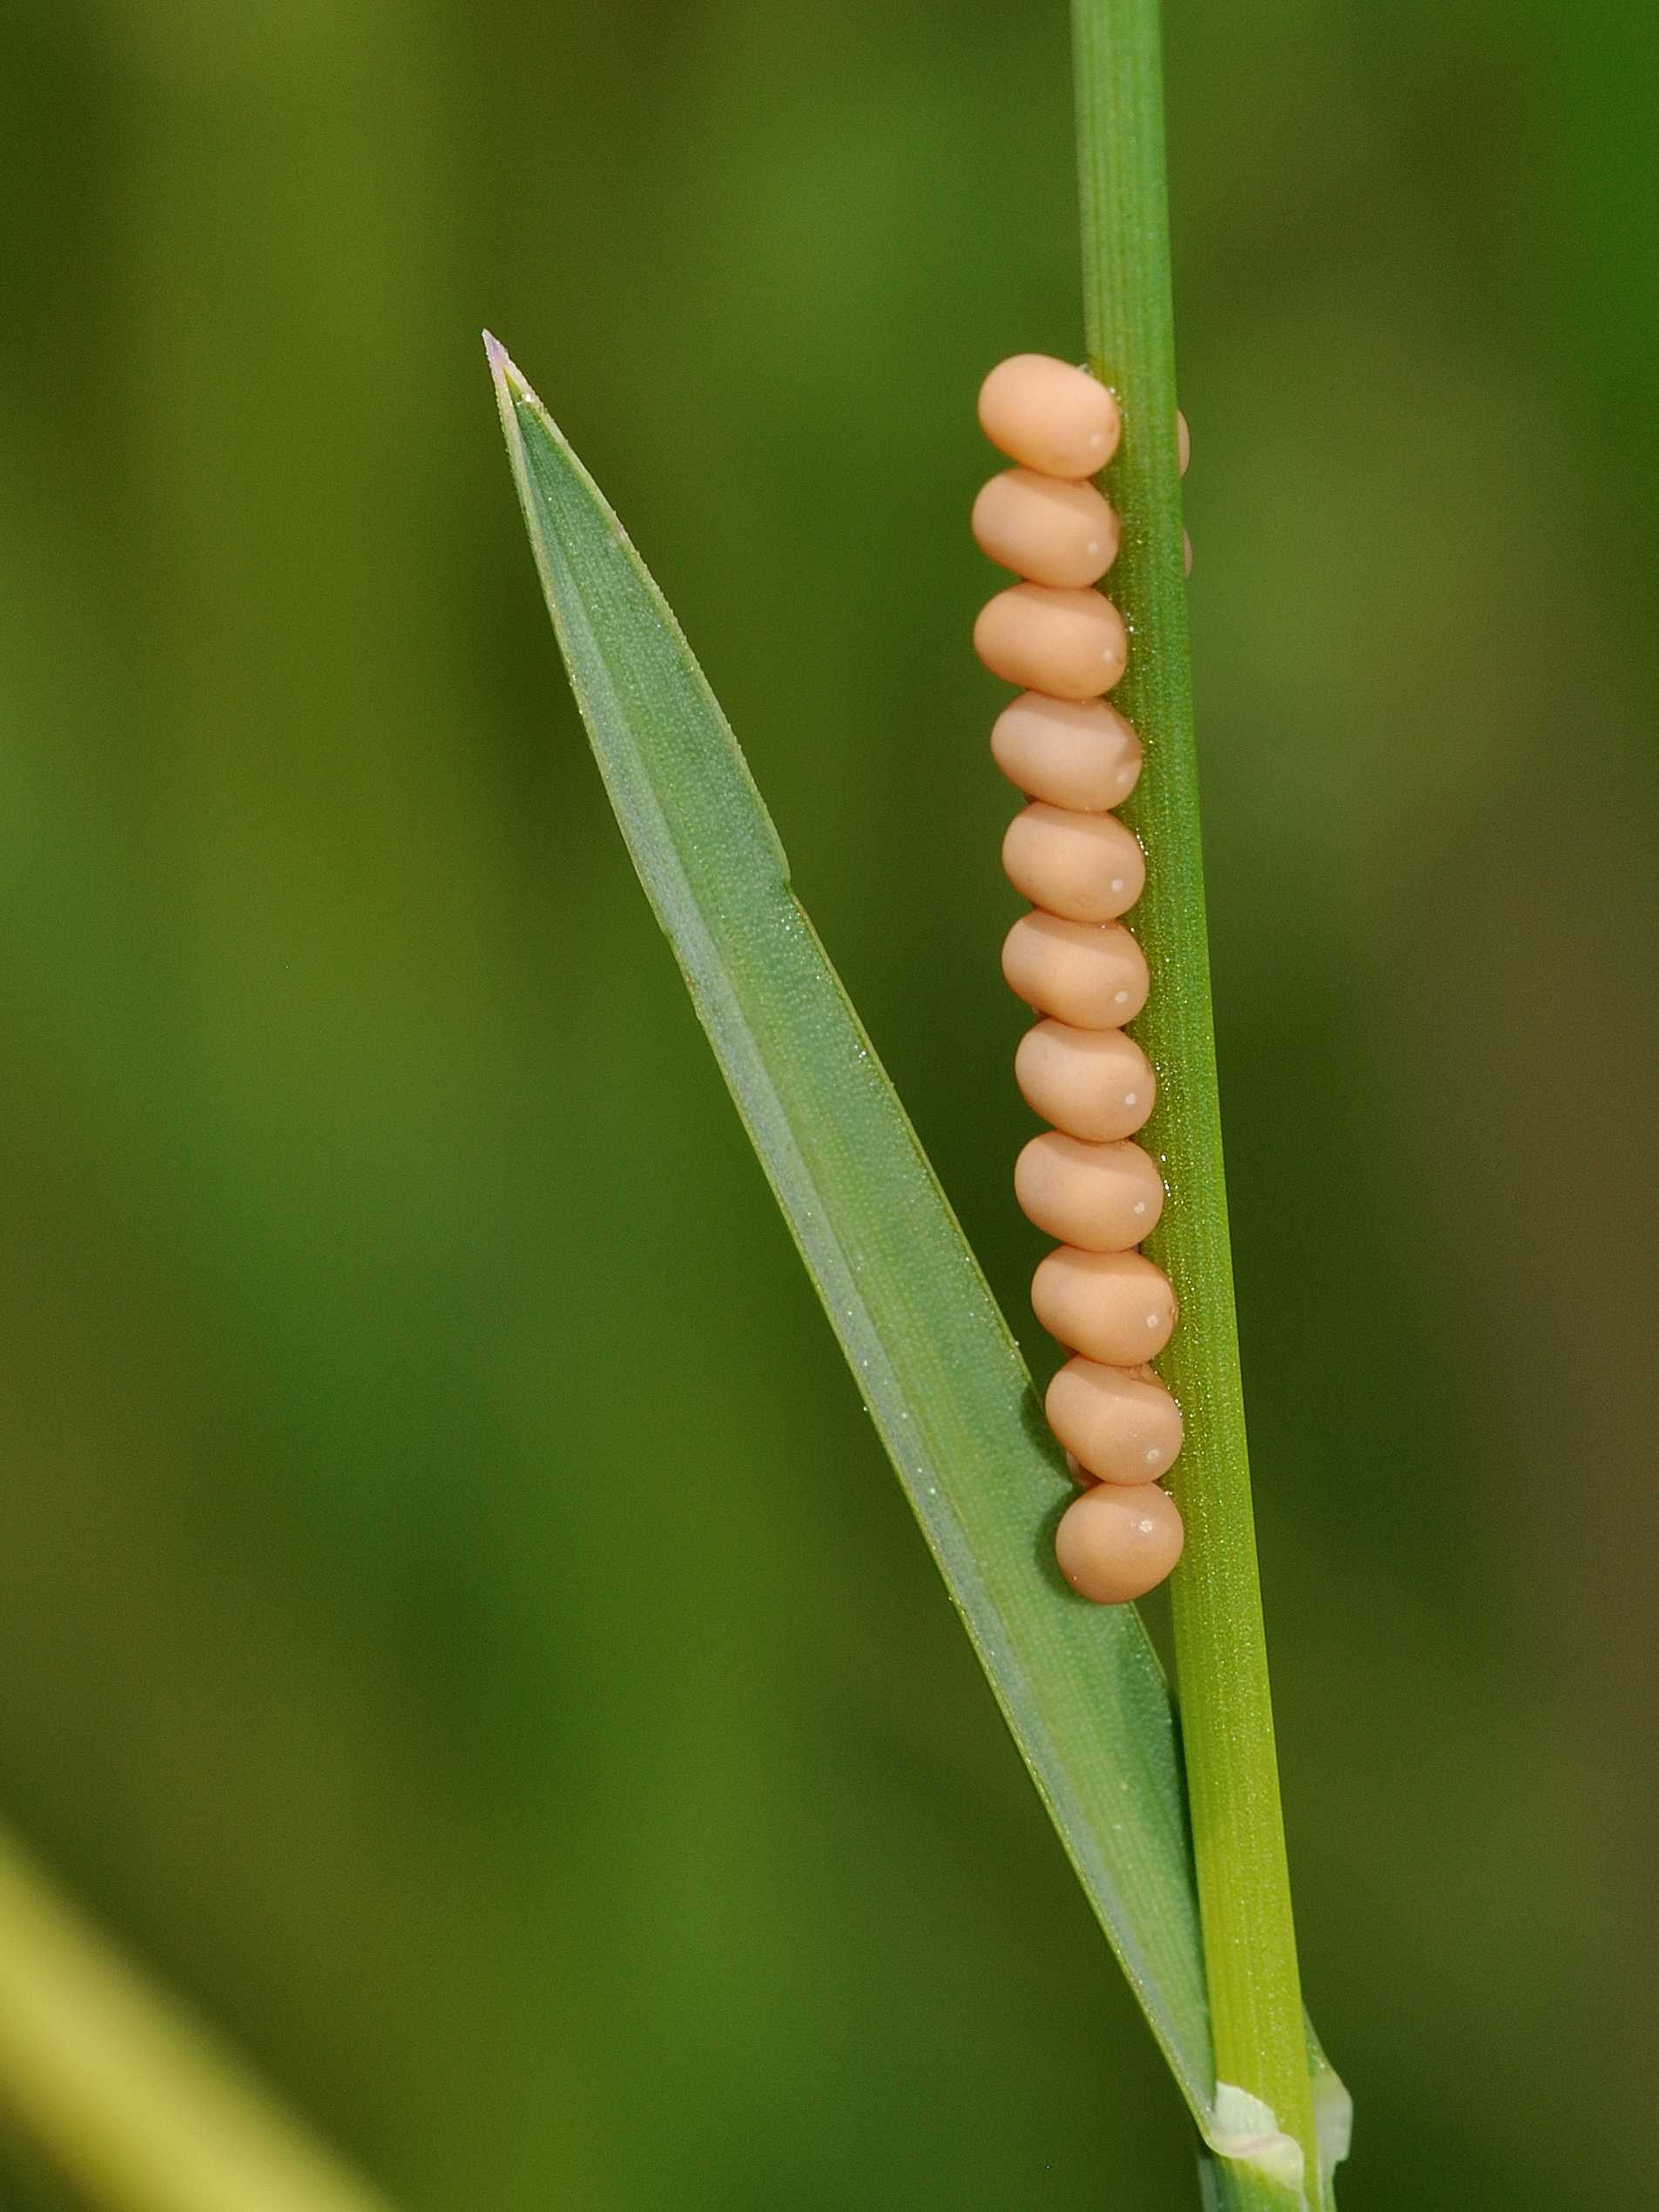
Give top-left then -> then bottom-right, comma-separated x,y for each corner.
0,1829 -> 401,2212
486,335 -> 1217,2116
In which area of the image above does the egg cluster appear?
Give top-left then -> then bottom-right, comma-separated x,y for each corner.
973,354 -> 1189,1606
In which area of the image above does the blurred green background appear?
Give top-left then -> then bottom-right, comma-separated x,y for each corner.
1,0 -> 1655,2204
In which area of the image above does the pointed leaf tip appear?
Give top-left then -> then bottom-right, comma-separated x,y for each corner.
482,331 -> 533,408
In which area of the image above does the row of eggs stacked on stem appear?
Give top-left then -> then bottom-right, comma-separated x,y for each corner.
973,354 -> 1190,1603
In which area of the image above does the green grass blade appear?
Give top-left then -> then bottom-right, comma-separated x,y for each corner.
486,334 -> 1224,2121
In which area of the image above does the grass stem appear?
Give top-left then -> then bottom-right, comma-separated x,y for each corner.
1069,3 -> 1332,2202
